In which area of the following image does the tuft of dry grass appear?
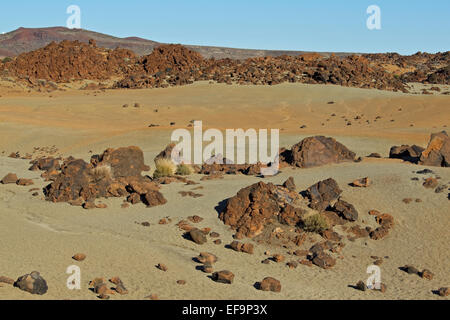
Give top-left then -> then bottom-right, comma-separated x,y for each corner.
153,158 -> 176,178
302,214 -> 329,233
90,164 -> 112,183
176,163 -> 194,176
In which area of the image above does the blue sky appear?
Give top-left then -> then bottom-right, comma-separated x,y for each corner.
1,0 -> 449,54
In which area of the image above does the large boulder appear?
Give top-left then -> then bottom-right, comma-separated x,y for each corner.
304,178 -> 342,212
45,147 -> 166,208
280,136 -> 356,168
92,146 -> 150,178
389,145 -> 424,163
219,179 -> 303,238
419,131 -> 450,167
14,271 -> 48,295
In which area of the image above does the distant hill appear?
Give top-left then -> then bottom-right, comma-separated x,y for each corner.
0,27 -> 352,59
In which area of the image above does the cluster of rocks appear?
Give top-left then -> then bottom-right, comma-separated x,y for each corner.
364,51 -> 450,85
30,146 -> 167,209
89,276 -> 128,299
0,173 -> 34,186
1,40 -> 135,83
5,40 -> 448,93
390,131 -> 449,167
0,272 -> 48,295
114,48 -> 407,92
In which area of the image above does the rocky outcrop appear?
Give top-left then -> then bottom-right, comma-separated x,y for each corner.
419,131 -> 449,167
219,179 -> 303,238
43,146 -> 166,208
280,136 -> 356,168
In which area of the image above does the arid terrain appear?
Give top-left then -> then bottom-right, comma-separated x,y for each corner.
0,39 -> 449,300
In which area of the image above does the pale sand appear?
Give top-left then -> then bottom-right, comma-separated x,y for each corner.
0,82 -> 449,300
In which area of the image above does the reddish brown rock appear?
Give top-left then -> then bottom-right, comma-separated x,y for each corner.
189,228 -> 207,245
420,269 -> 434,280
305,178 -> 342,212
419,131 -> 450,167
212,270 -> 234,284
333,199 -> 359,221
311,252 -> 336,269
389,145 -> 424,163
229,241 -> 254,254
438,287 -> 449,297
16,178 -> 34,186
196,252 -> 218,265
1,173 -> 18,184
280,136 -> 356,168
156,263 -> 168,272
72,253 -> 86,261
350,177 -> 372,188
258,277 -> 281,292
15,271 -> 48,295
219,180 -> 302,238
423,177 -> 438,189
0,276 -> 15,285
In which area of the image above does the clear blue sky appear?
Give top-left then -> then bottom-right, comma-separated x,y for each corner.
1,0 -> 449,54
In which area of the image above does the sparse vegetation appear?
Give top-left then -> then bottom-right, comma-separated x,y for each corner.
2,57 -> 12,63
176,163 -> 194,176
90,164 -> 112,183
302,214 -> 329,233
153,158 -> 176,178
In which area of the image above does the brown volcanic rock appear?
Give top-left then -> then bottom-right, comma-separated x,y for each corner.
44,147 -> 166,207
14,271 -> 48,295
426,64 -> 450,85
333,199 -> 359,221
304,178 -> 342,212
140,44 -> 204,74
92,146 -> 150,178
280,136 -> 356,168
4,40 -> 135,82
1,173 -> 18,184
219,179 -> 301,238
258,277 -> 281,292
419,131 -> 450,167
389,145 -> 424,163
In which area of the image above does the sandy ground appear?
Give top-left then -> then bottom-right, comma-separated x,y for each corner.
0,82 -> 449,300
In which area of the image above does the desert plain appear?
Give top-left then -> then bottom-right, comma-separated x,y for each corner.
0,79 -> 449,300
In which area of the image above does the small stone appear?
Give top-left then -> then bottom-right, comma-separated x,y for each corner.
0,276 -> 15,285
196,252 -> 218,264
351,177 -> 372,188
156,263 -> 168,272
212,270 -> 234,284
287,261 -> 298,269
145,294 -> 159,300
72,253 -> 86,261
259,277 -> 281,292
210,232 -> 220,238
202,264 -> 214,273
1,173 -> 18,184
355,280 -> 367,291
177,280 -> 186,285
188,215 -> 203,223
213,239 -> 222,245
403,265 -> 419,275
16,178 -> 34,186
189,228 -> 207,245
438,287 -> 449,297
423,178 -> 438,189
272,254 -> 285,263
420,269 -> 434,280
